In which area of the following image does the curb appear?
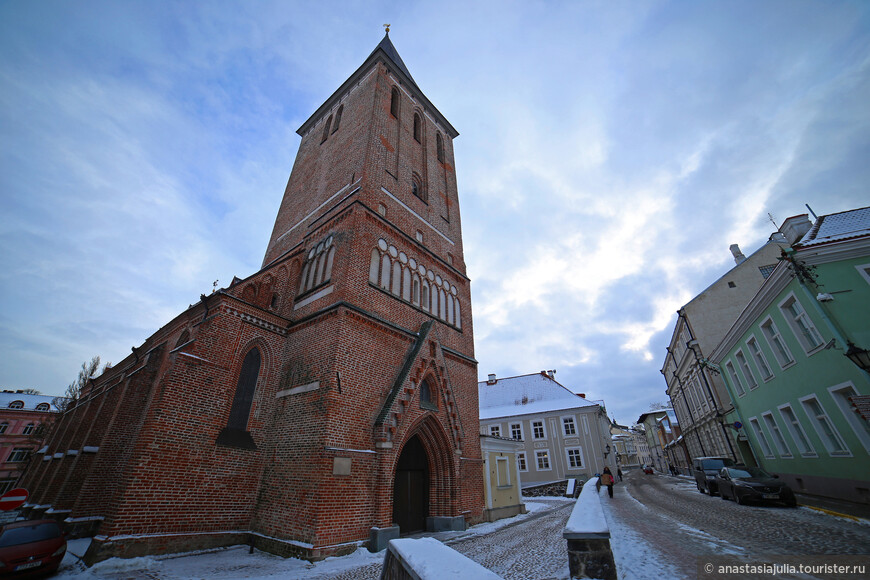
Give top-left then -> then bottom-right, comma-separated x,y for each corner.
800,504 -> 863,522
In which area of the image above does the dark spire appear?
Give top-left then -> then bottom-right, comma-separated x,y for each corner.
369,27 -> 416,86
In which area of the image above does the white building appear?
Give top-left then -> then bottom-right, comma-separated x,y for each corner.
479,372 -> 616,487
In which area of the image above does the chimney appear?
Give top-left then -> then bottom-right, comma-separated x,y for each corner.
487,374 -> 497,385
729,244 -> 746,265
780,214 -> 813,245
547,370 -> 556,379
578,393 -> 586,398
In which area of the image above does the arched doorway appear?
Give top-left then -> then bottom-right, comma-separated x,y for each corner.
392,435 -> 429,534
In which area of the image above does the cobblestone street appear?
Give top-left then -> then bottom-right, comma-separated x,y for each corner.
57,473 -> 870,579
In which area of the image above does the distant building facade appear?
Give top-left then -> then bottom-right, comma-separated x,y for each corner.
710,208 -> 870,503
661,236 -> 789,466
0,392 -> 63,494
479,372 -> 616,486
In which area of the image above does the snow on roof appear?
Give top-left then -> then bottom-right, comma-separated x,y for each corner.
797,206 -> 870,247
0,391 -> 64,411
478,373 -> 597,420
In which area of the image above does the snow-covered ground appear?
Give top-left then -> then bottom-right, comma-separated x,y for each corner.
54,495 -> 673,579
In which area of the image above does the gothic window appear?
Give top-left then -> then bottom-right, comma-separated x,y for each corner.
390,87 -> 400,118
321,115 -> 332,143
298,235 -> 335,295
420,378 -> 437,410
411,172 -> 425,202
331,105 -> 343,134
226,348 -> 260,432
413,113 -> 421,142
436,133 -> 444,162
367,239 -> 461,328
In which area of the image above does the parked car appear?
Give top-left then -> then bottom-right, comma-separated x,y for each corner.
692,456 -> 736,495
716,466 -> 797,507
0,519 -> 67,577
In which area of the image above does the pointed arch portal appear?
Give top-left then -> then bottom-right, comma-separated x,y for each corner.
393,434 -> 429,533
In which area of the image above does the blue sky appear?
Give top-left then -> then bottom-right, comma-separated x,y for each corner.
2,1 -> 869,427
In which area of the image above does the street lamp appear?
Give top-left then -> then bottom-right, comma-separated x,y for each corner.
604,444 -> 611,458
845,342 -> 870,372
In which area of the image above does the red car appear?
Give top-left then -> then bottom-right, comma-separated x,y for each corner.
0,519 -> 67,577
643,465 -> 654,474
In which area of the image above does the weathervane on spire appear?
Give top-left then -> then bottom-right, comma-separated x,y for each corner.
383,23 -> 391,35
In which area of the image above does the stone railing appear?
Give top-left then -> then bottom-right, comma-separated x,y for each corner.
381,537 -> 503,579
563,478 -> 617,579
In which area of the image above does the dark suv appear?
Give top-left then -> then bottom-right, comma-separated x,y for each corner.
693,456 -> 736,495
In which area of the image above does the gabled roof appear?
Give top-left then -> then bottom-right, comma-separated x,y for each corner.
796,206 -> 870,248
478,372 -> 597,420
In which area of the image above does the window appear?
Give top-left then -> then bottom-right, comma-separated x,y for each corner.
762,412 -> 792,457
855,263 -> 870,286
321,114 -> 332,143
299,235 -> 335,295
390,87 -> 400,118
413,113 -> 421,142
7,448 -> 31,462
747,336 -> 773,381
801,396 -> 850,456
436,133 -> 444,162
562,416 -> 577,436
725,361 -> 746,396
22,423 -> 35,436
749,418 -> 774,458
780,294 -> 824,353
510,422 -> 523,440
420,379 -> 434,408
735,350 -> 757,390
565,447 -> 584,469
415,230 -> 423,243
489,424 -> 501,437
778,404 -> 816,457
535,450 -> 551,471
226,348 -> 260,431
35,402 -> 50,411
0,423 -> 6,434
0,479 -> 15,495
532,420 -> 546,440
829,383 -> 870,454
331,105 -> 343,134
496,456 -> 510,486
517,452 -> 527,472
411,172 -> 425,202
760,317 -> 794,368
8,401 -> 23,409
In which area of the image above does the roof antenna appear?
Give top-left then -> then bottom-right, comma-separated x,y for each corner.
383,23 -> 390,35
806,204 -> 818,221
768,212 -> 780,230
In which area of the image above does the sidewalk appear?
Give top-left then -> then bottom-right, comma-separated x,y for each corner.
794,493 -> 870,521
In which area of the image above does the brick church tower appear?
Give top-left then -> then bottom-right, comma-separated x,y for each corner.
19,32 -> 484,562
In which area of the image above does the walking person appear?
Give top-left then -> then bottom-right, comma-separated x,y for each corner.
617,467 -> 623,482
600,467 -> 615,498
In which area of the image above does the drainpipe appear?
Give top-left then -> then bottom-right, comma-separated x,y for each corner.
665,347 -> 707,457
698,357 -> 753,464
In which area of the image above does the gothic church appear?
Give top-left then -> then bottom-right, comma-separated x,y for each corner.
21,31 -> 484,562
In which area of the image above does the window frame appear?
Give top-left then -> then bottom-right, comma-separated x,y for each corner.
565,446 -> 584,470
509,422 -> 523,441
760,316 -> 795,369
762,411 -> 792,458
799,395 -> 851,457
489,424 -> 501,438
725,360 -> 746,397
534,449 -> 551,471
561,416 -> 577,437
778,292 -> 825,354
778,403 -> 816,457
7,448 -> 31,463
531,420 -> 547,440
22,423 -> 35,436
517,452 -> 527,472
734,349 -> 758,391
495,456 -> 511,487
748,417 -> 775,458
828,382 -> 870,454
746,335 -> 774,382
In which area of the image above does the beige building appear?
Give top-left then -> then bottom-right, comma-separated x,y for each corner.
661,236 -> 789,465
479,372 -> 615,487
479,435 -> 526,522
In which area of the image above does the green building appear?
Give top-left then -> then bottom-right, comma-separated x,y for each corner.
710,207 -> 870,504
